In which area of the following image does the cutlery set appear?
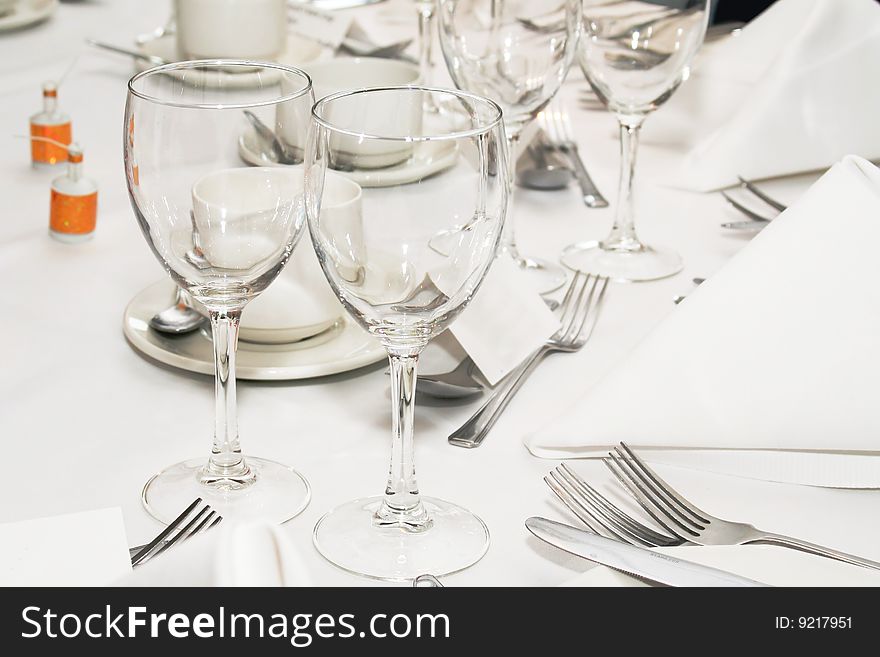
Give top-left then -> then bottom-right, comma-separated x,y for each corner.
534,442 -> 880,586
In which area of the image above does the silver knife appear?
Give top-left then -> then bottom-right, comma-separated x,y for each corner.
526,517 -> 768,587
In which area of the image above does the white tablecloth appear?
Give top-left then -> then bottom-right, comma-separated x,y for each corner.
2,0 -> 878,586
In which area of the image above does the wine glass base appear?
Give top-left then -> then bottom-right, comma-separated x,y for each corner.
142,456 -> 310,525
313,496 -> 490,581
561,240 -> 683,282
513,255 -> 567,295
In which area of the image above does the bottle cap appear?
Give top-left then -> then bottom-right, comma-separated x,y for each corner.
42,81 -> 58,98
67,142 -> 83,163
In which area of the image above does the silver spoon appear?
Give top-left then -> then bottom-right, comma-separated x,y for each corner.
242,110 -> 300,165
518,138 -> 572,191
149,287 -> 206,334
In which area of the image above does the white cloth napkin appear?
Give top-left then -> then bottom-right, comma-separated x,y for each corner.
526,155 -> 880,488
117,521 -> 312,587
564,545 -> 880,587
0,508 -> 132,586
646,0 -> 880,191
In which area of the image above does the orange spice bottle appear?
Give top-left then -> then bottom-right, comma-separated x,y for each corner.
30,81 -> 72,168
49,142 -> 98,243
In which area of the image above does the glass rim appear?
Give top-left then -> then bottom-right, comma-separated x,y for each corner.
311,86 -> 505,142
127,60 -> 313,110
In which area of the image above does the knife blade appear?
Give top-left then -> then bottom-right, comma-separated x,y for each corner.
526,517 -> 768,587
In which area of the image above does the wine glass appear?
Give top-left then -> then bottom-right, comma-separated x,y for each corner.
415,1 -> 437,89
437,0 -> 581,294
124,61 -> 314,524
561,0 -> 709,281
304,87 -> 508,580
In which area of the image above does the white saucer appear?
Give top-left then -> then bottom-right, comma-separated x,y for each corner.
136,34 -> 322,88
238,126 -> 459,188
0,0 -> 57,32
124,281 -> 386,380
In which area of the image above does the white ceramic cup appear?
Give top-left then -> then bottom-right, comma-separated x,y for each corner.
175,0 -> 288,61
191,167 -> 361,344
276,57 -> 422,169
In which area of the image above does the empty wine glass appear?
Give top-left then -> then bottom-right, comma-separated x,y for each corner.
124,61 -> 314,524
305,87 -> 508,580
415,1 -> 437,89
561,0 -> 709,281
437,0 -> 581,294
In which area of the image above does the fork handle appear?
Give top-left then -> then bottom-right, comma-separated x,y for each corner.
564,145 -> 609,209
448,346 -> 548,448
751,532 -> 880,571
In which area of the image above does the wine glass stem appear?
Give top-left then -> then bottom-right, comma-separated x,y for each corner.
500,131 -> 523,262
605,117 -> 646,251
374,350 -> 432,532
417,2 -> 435,86
202,309 -> 252,484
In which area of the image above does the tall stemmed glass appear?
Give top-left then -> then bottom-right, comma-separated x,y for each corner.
438,0 -> 581,294
415,1 -> 437,89
305,87 -> 507,580
125,62 -> 314,524
562,0 -> 709,281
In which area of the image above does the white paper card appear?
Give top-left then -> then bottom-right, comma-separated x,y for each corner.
450,257 -> 559,386
287,2 -> 353,50
0,507 -> 132,586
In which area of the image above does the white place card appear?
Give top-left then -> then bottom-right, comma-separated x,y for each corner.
0,507 -> 132,586
450,257 -> 559,386
287,2 -> 353,50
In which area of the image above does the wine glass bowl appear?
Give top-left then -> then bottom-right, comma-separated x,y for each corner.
562,0 -> 709,282
125,61 -> 315,524
580,2 -> 708,115
438,0 -> 582,294
305,87 -> 507,580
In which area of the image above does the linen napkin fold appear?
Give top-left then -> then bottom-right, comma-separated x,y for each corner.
646,0 -> 880,191
564,545 -> 880,587
117,521 -> 312,587
526,155 -> 880,488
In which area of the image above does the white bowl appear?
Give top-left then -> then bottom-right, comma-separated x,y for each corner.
277,57 -> 422,169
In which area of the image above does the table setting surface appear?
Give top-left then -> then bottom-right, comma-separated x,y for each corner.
2,0 -> 879,587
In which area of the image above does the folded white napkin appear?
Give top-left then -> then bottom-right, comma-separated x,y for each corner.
0,508 -> 132,586
526,155 -> 880,488
117,521 -> 312,587
564,545 -> 880,587
647,0 -> 880,191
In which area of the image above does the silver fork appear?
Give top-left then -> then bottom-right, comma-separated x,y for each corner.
721,176 -> 788,230
129,498 -> 222,568
540,103 -> 609,208
545,463 -> 682,547
448,272 -> 610,448
606,443 -> 880,570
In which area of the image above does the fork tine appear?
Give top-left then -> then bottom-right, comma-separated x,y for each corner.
141,505 -> 212,563
721,191 -> 774,223
604,456 -> 697,540
555,271 -> 584,337
561,274 -> 594,343
544,474 -> 604,536
559,463 -> 680,547
737,176 -> 787,212
130,497 -> 202,567
571,275 -> 609,345
609,448 -> 704,533
553,467 -> 662,547
618,442 -> 711,524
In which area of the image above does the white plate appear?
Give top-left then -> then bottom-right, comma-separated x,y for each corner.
124,281 -> 385,380
136,34 -> 322,89
0,0 -> 57,32
238,126 -> 459,188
